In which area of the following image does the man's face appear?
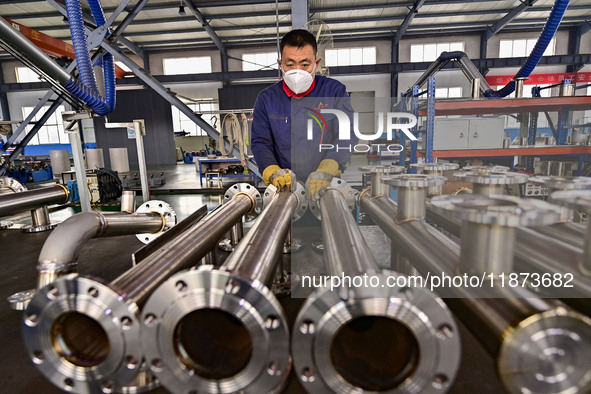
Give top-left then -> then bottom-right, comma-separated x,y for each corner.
278,44 -> 320,74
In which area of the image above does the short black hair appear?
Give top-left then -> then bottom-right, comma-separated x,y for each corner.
280,29 -> 317,57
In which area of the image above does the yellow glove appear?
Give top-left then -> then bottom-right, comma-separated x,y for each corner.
263,164 -> 293,191
305,159 -> 340,201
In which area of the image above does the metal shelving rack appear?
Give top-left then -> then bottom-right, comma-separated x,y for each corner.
412,83 -> 591,173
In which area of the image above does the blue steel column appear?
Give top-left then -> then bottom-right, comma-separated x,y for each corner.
398,93 -> 408,166
425,76 -> 436,163
410,85 -> 420,166
527,110 -> 539,173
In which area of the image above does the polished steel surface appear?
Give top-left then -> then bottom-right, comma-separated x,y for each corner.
383,174 -> 446,220
551,190 -> 591,273
308,178 -> 358,220
22,275 -> 143,393
460,221 -> 515,276
120,191 -> 137,213
221,190 -> 294,286
134,200 -> 176,244
293,187 -> 461,393
21,190 -> 252,392
131,205 -> 208,265
453,171 -> 528,197
0,176 -> 27,193
0,184 -> 69,217
263,182 -> 308,222
112,194 -> 252,305
141,267 -> 291,394
429,194 -> 562,227
319,188 -> 381,277
358,165 -> 405,197
359,191 -> 591,394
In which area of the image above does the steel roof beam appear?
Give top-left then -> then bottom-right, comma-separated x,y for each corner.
394,0 -> 425,44
484,0 -> 537,40
181,0 -> 228,73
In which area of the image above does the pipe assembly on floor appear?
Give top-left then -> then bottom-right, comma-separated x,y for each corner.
12,165 -> 591,394
141,188 -> 293,393
292,182 -> 461,393
359,172 -> 591,393
22,184 -> 261,393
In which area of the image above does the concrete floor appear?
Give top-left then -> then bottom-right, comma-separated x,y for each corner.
0,158 -> 508,394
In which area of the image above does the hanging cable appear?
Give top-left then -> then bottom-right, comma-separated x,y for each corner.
220,113 -> 238,156
220,113 -> 248,166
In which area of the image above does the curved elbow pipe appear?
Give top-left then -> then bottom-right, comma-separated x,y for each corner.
37,211 -> 164,289
404,51 -> 491,97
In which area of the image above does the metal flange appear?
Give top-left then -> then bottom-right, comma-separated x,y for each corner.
135,200 -> 176,244
453,171 -> 529,185
0,176 -> 27,193
529,176 -> 591,191
22,274 -> 143,393
224,183 -> 263,217
411,162 -> 459,173
292,270 -> 461,394
498,307 -> 591,394
308,178 -> 358,220
382,174 -> 447,189
551,190 -> 591,212
358,165 -> 406,175
0,220 -> 14,229
263,181 -> 308,222
462,165 -> 510,174
429,195 -> 562,227
141,266 -> 291,394
7,288 -> 35,310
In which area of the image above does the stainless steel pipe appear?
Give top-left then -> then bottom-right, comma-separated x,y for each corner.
22,187 -> 258,393
0,184 -> 69,217
141,190 -> 293,394
360,191 -> 591,394
292,187 -> 460,394
36,210 -> 166,289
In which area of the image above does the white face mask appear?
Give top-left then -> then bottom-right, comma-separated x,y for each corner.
282,64 -> 316,94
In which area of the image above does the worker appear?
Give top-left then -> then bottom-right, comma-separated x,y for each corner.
251,29 -> 357,200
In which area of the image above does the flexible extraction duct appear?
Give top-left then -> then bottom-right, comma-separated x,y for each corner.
485,0 -> 570,97
64,0 -> 115,115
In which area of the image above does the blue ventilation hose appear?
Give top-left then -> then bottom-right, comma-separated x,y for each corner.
485,0 -> 570,98
64,0 -> 115,115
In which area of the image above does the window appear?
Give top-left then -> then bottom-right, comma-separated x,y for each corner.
499,38 -> 555,58
163,56 -> 212,75
410,42 -> 464,62
171,101 -> 219,137
325,47 -> 376,67
16,67 -> 41,83
242,52 -> 279,71
435,87 -> 463,98
21,105 -> 67,145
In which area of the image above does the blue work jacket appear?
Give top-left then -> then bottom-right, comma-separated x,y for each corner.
252,75 -> 358,181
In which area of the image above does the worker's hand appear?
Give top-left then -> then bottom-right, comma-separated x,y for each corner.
305,159 -> 340,201
263,165 -> 295,191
